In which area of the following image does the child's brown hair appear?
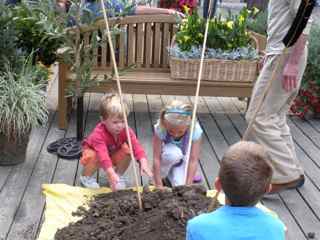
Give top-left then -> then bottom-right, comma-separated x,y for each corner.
99,93 -> 129,120
219,141 -> 272,206
159,100 -> 192,127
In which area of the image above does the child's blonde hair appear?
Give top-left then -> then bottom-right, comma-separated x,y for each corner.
99,93 -> 129,120
160,100 -> 192,127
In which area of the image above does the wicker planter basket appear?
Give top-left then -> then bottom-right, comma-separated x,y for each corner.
249,31 -> 267,53
170,57 -> 259,82
169,35 -> 259,83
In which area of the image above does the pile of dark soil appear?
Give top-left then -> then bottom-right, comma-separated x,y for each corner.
55,185 -> 216,240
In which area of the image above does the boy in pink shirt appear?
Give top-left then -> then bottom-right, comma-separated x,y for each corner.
80,94 -> 152,190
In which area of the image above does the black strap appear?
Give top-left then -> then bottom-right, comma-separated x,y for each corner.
282,0 -> 316,47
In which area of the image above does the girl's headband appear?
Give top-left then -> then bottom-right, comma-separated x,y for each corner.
165,108 -> 192,116
164,108 -> 192,126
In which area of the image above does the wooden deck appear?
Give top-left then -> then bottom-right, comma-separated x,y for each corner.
1,94 -> 320,240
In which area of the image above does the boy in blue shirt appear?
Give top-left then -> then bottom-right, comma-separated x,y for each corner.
187,141 -> 285,240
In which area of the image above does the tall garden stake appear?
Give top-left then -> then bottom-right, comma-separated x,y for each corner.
183,0 -> 217,200
99,0 -> 143,209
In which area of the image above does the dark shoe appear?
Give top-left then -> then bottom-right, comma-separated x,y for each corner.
162,177 -> 172,188
269,175 -> 305,194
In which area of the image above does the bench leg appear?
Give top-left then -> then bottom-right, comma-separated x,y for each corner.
58,63 -> 71,130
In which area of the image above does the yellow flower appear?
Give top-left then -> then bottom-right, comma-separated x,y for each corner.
183,35 -> 191,41
239,15 -> 245,24
182,5 -> 190,14
253,7 -> 260,15
226,21 -> 234,29
197,33 -> 203,38
182,18 -> 188,24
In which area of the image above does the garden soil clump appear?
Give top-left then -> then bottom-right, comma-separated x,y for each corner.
55,185 -> 215,240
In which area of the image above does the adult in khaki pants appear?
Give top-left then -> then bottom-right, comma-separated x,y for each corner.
246,0 -> 312,193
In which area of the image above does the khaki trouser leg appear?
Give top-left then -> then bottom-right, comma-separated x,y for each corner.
245,48 -> 307,184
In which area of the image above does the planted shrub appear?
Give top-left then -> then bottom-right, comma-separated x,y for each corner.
11,1 -> 66,66
0,56 -> 48,142
0,3 -> 25,72
290,23 -> 320,118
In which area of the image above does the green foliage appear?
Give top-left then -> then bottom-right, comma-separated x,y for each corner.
247,9 -> 268,36
63,0 -> 128,97
290,23 -> 320,118
176,8 -> 252,52
11,1 -> 67,66
0,3 -> 25,72
175,13 -> 205,52
0,55 -> 48,141
303,23 -> 320,88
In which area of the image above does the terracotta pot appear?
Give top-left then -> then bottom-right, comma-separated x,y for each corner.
0,133 -> 30,166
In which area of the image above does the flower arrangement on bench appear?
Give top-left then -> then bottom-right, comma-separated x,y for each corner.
169,9 -> 260,82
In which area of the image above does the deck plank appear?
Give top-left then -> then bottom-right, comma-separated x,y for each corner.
291,117 -> 320,149
6,113 -> 65,240
0,167 -> 12,193
0,113 -> 54,240
132,94 -> 154,186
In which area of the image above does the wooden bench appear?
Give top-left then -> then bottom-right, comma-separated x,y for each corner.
58,14 -> 255,129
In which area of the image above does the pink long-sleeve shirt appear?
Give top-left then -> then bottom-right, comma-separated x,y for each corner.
82,122 -> 146,170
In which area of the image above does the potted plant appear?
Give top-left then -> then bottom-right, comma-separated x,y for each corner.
169,9 -> 259,82
290,23 -> 320,119
0,56 -> 48,166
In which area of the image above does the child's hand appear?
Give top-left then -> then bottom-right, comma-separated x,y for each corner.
139,158 -> 153,177
106,167 -> 119,191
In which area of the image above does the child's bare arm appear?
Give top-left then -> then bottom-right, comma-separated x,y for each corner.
106,167 -> 119,191
153,135 -> 163,188
186,139 -> 202,185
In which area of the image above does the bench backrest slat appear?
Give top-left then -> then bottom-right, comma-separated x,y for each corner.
78,14 -> 178,71
144,22 -> 153,68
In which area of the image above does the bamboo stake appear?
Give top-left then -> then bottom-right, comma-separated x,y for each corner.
183,0 -> 214,185
100,0 -> 142,210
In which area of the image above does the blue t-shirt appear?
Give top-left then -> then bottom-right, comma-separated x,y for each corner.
187,205 -> 285,240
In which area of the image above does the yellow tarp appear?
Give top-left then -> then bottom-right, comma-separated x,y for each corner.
38,184 -> 280,240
